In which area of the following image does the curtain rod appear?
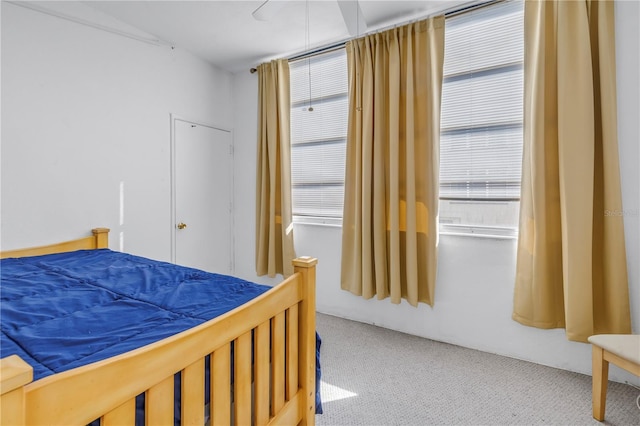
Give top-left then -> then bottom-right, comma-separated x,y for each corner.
250,0 -> 501,72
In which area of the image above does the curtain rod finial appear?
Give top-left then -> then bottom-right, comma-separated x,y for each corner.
250,67 -> 257,74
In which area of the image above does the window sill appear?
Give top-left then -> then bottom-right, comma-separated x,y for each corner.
439,224 -> 518,240
292,218 -> 519,239
293,216 -> 343,228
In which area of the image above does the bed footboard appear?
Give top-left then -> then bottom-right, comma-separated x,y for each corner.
0,256 -> 318,426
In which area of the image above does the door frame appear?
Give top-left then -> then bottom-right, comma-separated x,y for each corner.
169,113 -> 235,273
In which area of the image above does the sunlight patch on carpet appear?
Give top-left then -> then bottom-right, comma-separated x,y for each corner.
320,381 -> 358,403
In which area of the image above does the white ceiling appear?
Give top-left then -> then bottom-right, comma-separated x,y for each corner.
80,0 -> 470,73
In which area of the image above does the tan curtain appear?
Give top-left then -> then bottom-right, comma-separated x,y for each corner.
513,0 -> 631,342
341,17 -> 445,307
256,59 -> 296,278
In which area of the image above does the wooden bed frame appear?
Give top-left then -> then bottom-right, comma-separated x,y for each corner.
0,228 -> 318,426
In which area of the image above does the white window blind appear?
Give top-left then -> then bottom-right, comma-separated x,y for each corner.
289,0 -> 524,232
440,0 -> 524,201
290,49 -> 348,221
439,0 -> 524,236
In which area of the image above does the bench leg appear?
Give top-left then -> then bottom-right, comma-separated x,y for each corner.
592,345 -> 609,421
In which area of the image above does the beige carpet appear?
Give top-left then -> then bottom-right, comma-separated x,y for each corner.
314,313 -> 639,426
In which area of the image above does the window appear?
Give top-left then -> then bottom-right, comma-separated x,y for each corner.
439,0 -> 524,237
290,49 -> 348,225
290,1 -> 524,235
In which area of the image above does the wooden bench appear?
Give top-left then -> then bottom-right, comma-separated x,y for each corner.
588,334 -> 640,421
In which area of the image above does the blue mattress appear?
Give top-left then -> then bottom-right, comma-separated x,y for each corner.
0,248 -> 322,416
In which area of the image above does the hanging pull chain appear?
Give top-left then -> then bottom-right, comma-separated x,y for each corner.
355,0 -> 362,112
306,0 -> 313,112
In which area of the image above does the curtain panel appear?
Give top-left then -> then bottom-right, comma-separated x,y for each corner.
256,59 -> 296,278
513,0 -> 631,342
341,16 -> 445,307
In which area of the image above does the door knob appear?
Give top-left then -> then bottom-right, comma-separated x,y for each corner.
177,222 -> 187,230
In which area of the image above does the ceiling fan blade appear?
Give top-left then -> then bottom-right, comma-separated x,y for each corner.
337,0 -> 367,36
252,0 -> 288,21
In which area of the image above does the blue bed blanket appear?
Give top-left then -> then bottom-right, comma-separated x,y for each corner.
0,249 -> 322,414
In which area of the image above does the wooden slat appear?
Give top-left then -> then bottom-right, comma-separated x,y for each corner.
254,321 -> 271,425
102,397 -> 135,426
271,311 -> 285,415
211,344 -> 231,426
146,376 -> 174,425
182,359 -> 205,426
285,304 -> 299,400
234,332 -> 252,426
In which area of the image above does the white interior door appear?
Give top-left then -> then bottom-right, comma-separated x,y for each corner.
173,119 -> 233,274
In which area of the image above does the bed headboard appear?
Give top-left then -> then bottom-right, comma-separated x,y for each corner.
0,228 -> 110,259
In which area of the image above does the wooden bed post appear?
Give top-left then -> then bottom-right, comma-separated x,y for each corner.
92,228 -> 110,249
0,356 -> 33,425
292,256 -> 318,426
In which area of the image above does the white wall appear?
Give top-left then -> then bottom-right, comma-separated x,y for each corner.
232,0 -> 640,384
1,1 -> 234,261
615,0 -> 640,343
